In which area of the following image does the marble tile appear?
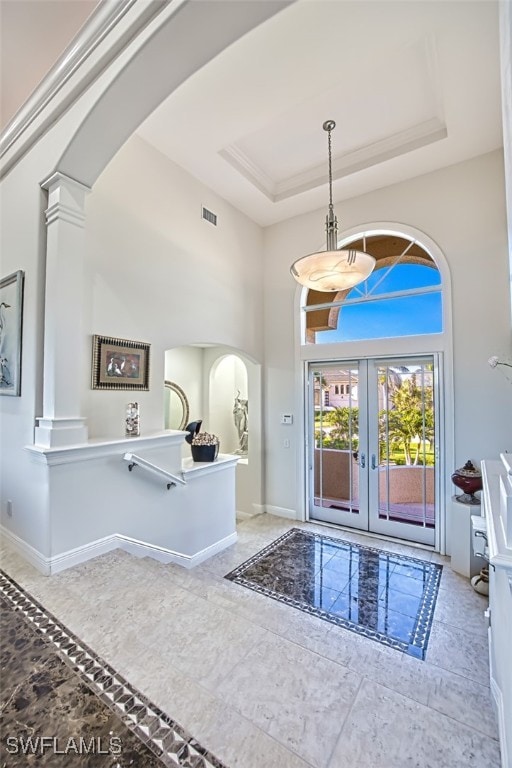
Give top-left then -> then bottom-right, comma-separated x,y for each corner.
141,592 -> 269,692
433,584 -> 489,637
345,640 -> 431,705
0,596 -> 55,708
226,527 -> 441,658
0,515 -> 501,768
1,656 -> 166,767
343,644 -> 498,740
438,563 -> 473,592
0,551 -> 44,592
431,551 -> 451,565
1,597 -> 165,767
311,622 -> 382,669
154,564 -> 239,607
181,694 -> 313,768
216,632 -> 362,768
135,660 -> 312,768
194,542 -> 266,579
0,570 -> 227,768
278,602 -> 346,657
309,525 -> 434,562
423,619 -> 490,687
174,566 -> 304,638
329,678 -> 501,768
426,665 -> 499,739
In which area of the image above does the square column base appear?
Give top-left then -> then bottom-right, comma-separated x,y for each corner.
34,418 -> 88,448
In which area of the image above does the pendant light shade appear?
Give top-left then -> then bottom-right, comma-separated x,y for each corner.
290,120 -> 375,292
291,247 -> 377,292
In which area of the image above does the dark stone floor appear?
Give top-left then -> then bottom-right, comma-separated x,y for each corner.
225,528 -> 442,659
0,572 -> 227,768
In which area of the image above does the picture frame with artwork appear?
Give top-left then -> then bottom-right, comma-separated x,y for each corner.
91,335 -> 150,390
0,270 -> 24,396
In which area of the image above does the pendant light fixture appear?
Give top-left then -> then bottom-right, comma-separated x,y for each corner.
290,120 -> 375,292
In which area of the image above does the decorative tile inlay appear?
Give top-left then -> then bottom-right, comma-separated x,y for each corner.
0,569 -> 228,768
225,528 -> 442,659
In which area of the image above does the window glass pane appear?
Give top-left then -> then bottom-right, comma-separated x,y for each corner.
349,264 -> 440,298
315,292 -> 442,344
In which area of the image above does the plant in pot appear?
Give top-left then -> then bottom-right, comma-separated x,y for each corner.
185,421 -> 220,462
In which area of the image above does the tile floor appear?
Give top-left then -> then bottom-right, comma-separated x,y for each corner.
1,572 -> 229,767
225,528 -> 442,658
0,514 -> 501,768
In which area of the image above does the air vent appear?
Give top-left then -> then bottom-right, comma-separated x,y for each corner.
202,206 -> 217,226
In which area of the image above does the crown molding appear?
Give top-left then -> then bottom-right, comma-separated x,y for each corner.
0,0 -> 171,178
221,117 -> 447,203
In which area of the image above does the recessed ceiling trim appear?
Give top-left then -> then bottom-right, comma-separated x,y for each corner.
221,117 -> 447,203
218,143 -> 276,199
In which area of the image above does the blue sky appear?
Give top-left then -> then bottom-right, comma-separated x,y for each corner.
315,265 -> 442,343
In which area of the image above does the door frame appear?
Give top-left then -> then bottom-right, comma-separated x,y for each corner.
307,361 -> 369,531
306,355 -> 441,547
296,224 -> 454,555
366,355 -> 440,546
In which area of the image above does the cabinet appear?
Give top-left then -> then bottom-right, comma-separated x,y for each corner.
481,456 -> 512,768
449,496 -> 482,577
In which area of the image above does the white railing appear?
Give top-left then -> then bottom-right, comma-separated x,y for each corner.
123,452 -> 186,489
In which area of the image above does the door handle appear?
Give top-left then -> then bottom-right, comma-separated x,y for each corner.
371,454 -> 377,470
360,453 -> 365,469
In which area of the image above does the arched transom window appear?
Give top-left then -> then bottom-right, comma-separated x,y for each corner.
303,233 -> 442,344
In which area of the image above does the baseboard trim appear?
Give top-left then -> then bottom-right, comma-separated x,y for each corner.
252,504 -> 266,515
50,535 -> 119,574
1,525 -> 238,574
265,505 -> 298,520
0,526 -> 50,575
117,532 -> 237,569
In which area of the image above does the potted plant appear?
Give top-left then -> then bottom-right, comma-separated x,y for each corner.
185,421 -> 220,462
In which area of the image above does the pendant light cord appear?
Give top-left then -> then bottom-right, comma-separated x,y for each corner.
327,125 -> 333,209
323,119 -> 337,250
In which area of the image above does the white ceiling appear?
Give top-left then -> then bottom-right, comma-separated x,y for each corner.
0,0 -> 99,129
1,0 -> 503,228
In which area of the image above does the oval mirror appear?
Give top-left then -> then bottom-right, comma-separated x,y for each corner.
164,381 -> 190,431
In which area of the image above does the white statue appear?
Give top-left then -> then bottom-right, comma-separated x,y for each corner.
233,390 -> 248,455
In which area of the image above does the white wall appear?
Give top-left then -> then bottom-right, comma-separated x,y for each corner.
1,28 -> 510,562
85,135 -> 264,440
263,150 -> 512,524
0,92 -> 116,553
0,124 -> 265,553
85,141 -> 267,518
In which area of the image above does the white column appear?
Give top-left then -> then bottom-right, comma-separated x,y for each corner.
34,172 -> 90,447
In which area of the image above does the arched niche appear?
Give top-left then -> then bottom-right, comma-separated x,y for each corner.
207,349 -> 262,519
164,344 -> 263,518
209,354 -> 248,456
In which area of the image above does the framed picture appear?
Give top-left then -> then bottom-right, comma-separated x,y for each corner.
91,335 -> 150,390
0,270 -> 24,396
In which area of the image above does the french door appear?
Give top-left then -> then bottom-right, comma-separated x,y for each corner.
308,356 -> 438,545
